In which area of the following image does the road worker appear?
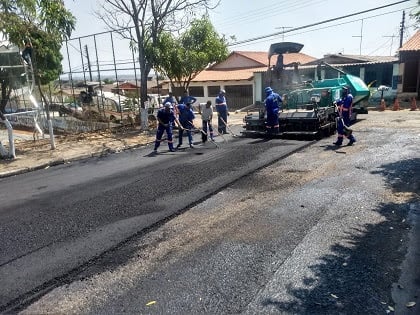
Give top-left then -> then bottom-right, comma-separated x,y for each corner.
334,87 -> 356,146
201,100 -> 214,143
179,90 -> 197,106
215,89 -> 228,134
176,102 -> 195,148
163,92 -> 178,106
153,102 -> 183,152
264,86 -> 282,135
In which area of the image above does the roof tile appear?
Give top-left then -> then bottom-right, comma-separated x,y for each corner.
399,30 -> 420,52
193,51 -> 316,82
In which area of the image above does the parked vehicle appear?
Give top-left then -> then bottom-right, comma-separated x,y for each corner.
58,102 -> 83,117
368,85 -> 397,104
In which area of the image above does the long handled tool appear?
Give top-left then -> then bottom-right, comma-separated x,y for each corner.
337,117 -> 353,137
189,121 -> 219,148
219,116 -> 239,137
213,128 -> 227,143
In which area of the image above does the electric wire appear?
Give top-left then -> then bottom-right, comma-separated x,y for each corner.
228,0 -> 411,46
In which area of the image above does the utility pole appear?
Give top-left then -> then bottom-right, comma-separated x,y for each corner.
383,35 -> 398,56
274,26 -> 293,41
352,19 -> 364,55
84,45 -> 93,82
399,11 -> 405,48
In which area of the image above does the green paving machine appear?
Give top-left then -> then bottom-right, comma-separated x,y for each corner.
242,42 -> 370,138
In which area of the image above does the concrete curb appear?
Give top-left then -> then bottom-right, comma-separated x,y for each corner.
0,142 -> 152,179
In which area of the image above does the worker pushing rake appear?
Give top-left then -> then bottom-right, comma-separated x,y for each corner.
219,116 -> 239,138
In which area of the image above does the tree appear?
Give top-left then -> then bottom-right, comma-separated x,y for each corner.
151,17 -> 228,92
96,0 -> 219,128
0,0 -> 75,149
412,7 -> 420,27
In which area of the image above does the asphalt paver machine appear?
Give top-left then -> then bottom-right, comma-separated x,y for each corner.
242,42 -> 370,139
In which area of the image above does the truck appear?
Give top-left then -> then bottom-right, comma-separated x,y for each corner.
242,42 -> 370,139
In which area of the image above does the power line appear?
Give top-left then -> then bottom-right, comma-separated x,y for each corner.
229,0 -> 410,46
230,6 -> 411,56
214,0 -> 327,31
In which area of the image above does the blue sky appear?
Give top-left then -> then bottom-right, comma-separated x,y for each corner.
62,0 -> 418,75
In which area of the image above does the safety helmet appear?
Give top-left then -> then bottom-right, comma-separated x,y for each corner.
265,86 -> 273,94
220,89 -> 226,94
164,102 -> 173,109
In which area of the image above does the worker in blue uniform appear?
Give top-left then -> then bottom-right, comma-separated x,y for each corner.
163,92 -> 178,106
154,102 -> 183,152
334,87 -> 356,146
264,86 -> 282,135
215,89 -> 228,134
179,90 -> 197,106
176,102 -> 195,148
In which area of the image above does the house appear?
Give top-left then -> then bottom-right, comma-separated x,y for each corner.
188,50 -> 316,110
398,30 -> 420,99
187,47 -> 401,110
304,53 -> 399,88
111,81 -> 140,96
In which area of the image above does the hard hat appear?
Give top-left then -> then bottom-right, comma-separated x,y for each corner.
265,87 -> 273,93
164,102 -> 173,109
220,89 -> 226,94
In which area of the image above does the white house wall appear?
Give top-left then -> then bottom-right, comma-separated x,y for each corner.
188,80 -> 253,104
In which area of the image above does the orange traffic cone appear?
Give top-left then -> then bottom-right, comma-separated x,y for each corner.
392,98 -> 400,111
379,98 -> 386,111
410,97 -> 418,111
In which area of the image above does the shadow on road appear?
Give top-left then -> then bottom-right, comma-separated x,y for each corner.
261,158 -> 420,314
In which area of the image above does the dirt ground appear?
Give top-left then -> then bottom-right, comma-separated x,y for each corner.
1,109 -> 419,177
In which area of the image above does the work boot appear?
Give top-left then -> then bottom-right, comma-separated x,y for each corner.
347,135 -> 356,146
333,138 -> 343,146
176,143 -> 182,149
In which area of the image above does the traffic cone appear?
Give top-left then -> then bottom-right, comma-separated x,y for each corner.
392,98 -> 400,111
379,98 -> 386,111
410,97 -> 418,111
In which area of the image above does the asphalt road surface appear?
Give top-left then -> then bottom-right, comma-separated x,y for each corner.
0,118 -> 419,314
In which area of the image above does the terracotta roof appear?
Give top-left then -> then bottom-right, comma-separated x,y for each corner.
193,50 -> 316,82
225,51 -> 316,67
192,66 -> 266,82
399,30 -> 420,52
234,51 -> 269,66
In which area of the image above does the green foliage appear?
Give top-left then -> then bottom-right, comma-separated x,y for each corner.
0,0 -> 75,96
412,7 -> 420,27
151,16 -> 228,89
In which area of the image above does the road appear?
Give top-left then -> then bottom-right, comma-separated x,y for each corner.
1,113 -> 419,314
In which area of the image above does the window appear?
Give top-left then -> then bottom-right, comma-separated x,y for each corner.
225,85 -> 252,97
189,86 -> 204,97
208,86 -> 220,97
